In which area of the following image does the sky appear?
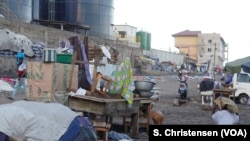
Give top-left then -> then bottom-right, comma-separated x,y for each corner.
114,0 -> 250,62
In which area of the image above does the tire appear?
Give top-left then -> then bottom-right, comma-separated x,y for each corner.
238,94 -> 249,105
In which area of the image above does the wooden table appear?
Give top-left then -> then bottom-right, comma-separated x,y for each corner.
123,98 -> 152,132
213,88 -> 237,102
67,95 -> 147,137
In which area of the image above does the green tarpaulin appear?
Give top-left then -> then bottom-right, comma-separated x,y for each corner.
225,56 -> 250,73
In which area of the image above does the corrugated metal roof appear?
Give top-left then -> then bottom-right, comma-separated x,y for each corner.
172,30 -> 201,37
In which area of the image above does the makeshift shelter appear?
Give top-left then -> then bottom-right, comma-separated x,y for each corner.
225,56 -> 250,73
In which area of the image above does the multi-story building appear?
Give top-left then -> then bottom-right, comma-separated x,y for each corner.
172,30 -> 228,67
172,30 -> 201,61
198,33 -> 228,67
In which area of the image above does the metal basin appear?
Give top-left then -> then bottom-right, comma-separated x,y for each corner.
134,80 -> 155,91
139,90 -> 154,98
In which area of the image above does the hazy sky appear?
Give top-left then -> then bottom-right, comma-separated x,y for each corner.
114,0 -> 250,62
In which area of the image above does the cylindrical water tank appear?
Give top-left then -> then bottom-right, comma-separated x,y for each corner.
136,31 -> 147,50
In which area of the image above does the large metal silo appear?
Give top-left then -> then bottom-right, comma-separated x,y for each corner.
38,0 -> 114,39
0,0 -> 33,22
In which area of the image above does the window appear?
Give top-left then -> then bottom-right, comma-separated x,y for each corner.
118,31 -> 126,38
208,39 -> 212,43
237,73 -> 250,83
208,48 -> 212,52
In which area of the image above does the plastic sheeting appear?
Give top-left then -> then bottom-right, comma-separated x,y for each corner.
0,28 -> 34,57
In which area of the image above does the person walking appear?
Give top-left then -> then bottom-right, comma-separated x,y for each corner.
16,49 -> 25,68
8,58 -> 27,100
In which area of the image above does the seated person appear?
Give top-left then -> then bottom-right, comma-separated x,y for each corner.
199,76 -> 214,92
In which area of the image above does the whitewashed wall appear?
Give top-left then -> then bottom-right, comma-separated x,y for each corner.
143,49 -> 185,66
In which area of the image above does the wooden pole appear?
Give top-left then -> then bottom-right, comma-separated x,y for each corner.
90,55 -> 100,92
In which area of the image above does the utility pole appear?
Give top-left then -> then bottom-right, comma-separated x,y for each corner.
214,43 -> 216,66
213,43 -> 216,79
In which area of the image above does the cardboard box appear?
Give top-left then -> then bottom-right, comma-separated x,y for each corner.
26,62 -> 78,102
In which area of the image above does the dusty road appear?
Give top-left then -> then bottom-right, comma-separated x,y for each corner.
1,73 -> 250,141
131,73 -> 250,141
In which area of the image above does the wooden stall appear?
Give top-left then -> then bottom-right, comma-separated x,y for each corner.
68,95 -> 150,137
66,36 -> 153,138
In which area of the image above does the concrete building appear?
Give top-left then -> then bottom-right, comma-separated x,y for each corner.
113,25 -> 137,42
198,33 -> 227,67
172,30 -> 228,67
172,30 -> 201,62
113,24 -> 140,48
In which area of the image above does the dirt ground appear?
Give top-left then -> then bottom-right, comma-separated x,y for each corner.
131,73 -> 250,141
1,72 -> 250,141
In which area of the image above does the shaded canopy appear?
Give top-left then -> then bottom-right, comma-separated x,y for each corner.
225,56 -> 250,73
241,62 -> 250,73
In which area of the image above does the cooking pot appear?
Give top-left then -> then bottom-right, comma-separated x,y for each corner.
134,80 -> 155,91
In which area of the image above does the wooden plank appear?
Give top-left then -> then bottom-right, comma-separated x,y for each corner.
91,55 -> 100,92
105,100 -> 140,116
68,96 -> 106,115
140,99 -> 152,104
70,95 -> 123,102
213,88 -> 237,92
68,95 -> 141,116
70,95 -> 148,103
68,51 -> 77,90
72,60 -> 105,66
130,113 -> 139,138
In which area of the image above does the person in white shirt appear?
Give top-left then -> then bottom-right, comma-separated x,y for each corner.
211,104 -> 239,125
8,58 -> 27,100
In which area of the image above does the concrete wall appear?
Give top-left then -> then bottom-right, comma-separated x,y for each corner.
143,49 -> 184,66
0,19 -> 183,77
0,19 -> 143,77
